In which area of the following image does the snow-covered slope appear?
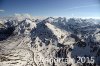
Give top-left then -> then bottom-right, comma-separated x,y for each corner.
0,15 -> 100,66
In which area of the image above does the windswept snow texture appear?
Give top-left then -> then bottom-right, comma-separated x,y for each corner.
0,15 -> 100,66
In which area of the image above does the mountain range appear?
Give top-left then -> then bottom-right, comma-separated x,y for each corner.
0,14 -> 100,66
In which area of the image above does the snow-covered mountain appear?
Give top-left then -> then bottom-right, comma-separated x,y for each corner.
0,15 -> 100,66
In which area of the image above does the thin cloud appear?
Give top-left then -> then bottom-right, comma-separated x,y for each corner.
0,9 -> 5,12
67,4 -> 99,10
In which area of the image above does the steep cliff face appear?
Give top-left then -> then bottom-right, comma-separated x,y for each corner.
0,15 -> 100,66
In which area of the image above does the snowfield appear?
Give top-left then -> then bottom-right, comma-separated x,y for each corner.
0,14 -> 100,66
